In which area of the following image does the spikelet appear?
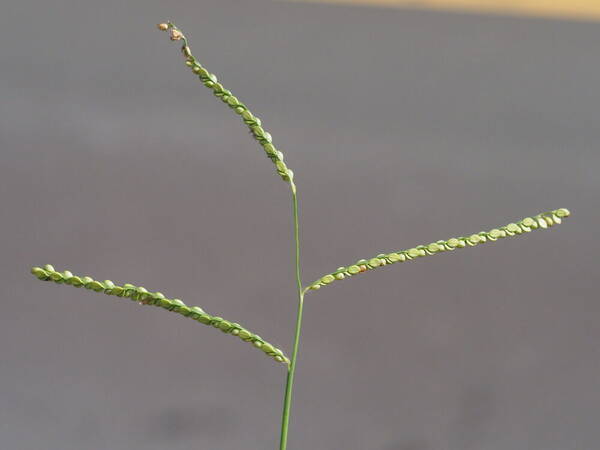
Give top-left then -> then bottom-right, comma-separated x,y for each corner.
157,22 -> 295,190
305,208 -> 571,292
31,265 -> 290,365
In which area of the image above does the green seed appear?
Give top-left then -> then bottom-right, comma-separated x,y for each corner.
68,276 -> 84,287
177,306 -> 191,316
158,298 -> 172,308
427,243 -> 440,253
322,274 -> 335,284
238,329 -> 251,340
261,343 -> 274,354
446,238 -> 460,248
197,315 -> 212,325
506,223 -> 520,233
407,248 -> 420,258
387,253 -> 401,262
468,234 -> 481,244
31,267 -> 48,280
369,258 -> 382,267
348,265 -> 361,274
263,143 -> 277,155
275,160 -> 287,173
219,321 -> 232,331
50,271 -> 63,282
522,217 -> 536,227
88,281 -> 105,292
241,110 -> 253,121
519,224 -> 531,233
190,306 -> 205,316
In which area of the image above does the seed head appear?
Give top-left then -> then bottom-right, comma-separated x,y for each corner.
157,23 -> 169,31
182,45 -> 192,58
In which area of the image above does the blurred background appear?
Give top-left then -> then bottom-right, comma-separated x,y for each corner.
1,1 -> 599,449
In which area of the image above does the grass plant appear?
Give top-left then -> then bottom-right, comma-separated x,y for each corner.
31,21 -> 571,450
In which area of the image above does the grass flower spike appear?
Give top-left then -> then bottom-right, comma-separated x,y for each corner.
31,265 -> 289,365
28,21 -> 572,450
306,208 -> 570,292
157,22 -> 296,191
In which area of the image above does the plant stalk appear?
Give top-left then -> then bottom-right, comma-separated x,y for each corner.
279,189 -> 304,450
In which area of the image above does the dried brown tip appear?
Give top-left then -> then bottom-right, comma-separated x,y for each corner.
170,29 -> 183,41
157,23 -> 169,31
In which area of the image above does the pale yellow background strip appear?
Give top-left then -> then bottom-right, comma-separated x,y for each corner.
296,0 -> 600,21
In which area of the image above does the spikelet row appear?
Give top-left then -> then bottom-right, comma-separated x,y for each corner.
158,22 -> 295,188
31,265 -> 290,365
306,208 -> 570,292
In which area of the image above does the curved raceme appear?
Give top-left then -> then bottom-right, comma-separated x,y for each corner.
157,22 -> 296,190
306,208 -> 570,293
30,265 -> 290,365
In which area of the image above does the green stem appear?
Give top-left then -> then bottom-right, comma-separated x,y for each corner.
279,188 -> 304,450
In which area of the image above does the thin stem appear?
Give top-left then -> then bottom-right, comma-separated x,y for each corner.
279,189 -> 304,450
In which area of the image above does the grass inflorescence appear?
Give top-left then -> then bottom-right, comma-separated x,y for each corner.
157,22 -> 296,190
306,208 -> 570,292
30,264 -> 290,365
28,21 -> 573,450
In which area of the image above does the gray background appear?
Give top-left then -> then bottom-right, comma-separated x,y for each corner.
1,1 -> 599,449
